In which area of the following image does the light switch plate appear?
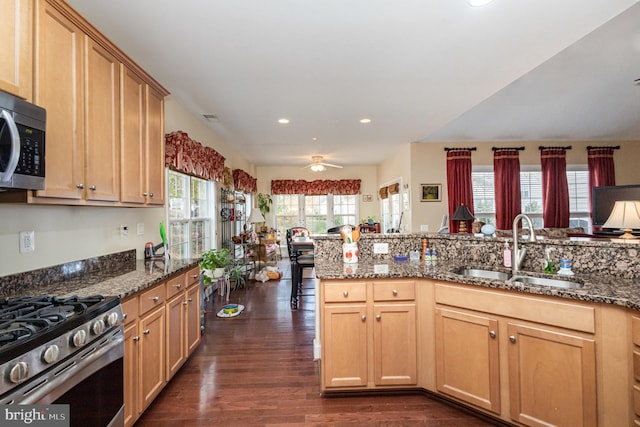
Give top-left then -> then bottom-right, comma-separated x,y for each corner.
373,243 -> 389,254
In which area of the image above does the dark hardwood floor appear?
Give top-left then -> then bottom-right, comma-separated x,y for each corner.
135,260 -> 498,426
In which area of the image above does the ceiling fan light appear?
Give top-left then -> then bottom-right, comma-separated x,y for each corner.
310,164 -> 325,172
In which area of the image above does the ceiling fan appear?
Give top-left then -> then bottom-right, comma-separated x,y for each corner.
303,155 -> 343,172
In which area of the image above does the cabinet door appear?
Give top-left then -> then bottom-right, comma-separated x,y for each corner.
373,303 -> 417,386
322,304 -> 368,388
165,293 -> 185,380
185,284 -> 201,356
123,322 -> 139,427
120,66 -> 146,204
34,1 -> 84,200
508,323 -> 596,427
139,306 -> 166,411
434,308 -> 500,414
83,37 -> 120,202
145,86 -> 165,205
0,0 -> 32,99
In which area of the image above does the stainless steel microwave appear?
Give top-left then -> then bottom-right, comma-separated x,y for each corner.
0,90 -> 46,191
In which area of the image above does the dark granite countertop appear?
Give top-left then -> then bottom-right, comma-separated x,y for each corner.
0,255 -> 200,300
315,259 -> 640,311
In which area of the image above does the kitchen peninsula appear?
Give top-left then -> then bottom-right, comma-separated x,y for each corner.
312,233 -> 639,426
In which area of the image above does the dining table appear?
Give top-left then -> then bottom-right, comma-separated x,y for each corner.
290,236 -> 314,309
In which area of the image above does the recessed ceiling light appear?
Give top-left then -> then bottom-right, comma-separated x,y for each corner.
278,118 -> 290,124
312,137 -> 318,141
469,0 -> 494,6
359,118 -> 371,124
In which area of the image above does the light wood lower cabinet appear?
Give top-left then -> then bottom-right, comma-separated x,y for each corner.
321,279 -> 417,391
434,282 -> 597,427
435,308 -> 501,414
122,267 -> 201,427
166,267 -> 201,380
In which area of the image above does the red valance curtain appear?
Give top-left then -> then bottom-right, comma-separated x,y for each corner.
587,147 -> 616,216
232,169 -> 257,193
446,150 -> 474,233
541,148 -> 569,228
494,149 -> 522,230
165,131 -> 225,181
271,179 -> 361,195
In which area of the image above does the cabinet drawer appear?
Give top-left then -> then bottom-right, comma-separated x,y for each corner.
166,273 -> 186,299
632,316 -> 640,346
324,281 -> 366,303
139,283 -> 166,315
185,266 -> 201,287
121,297 -> 138,325
373,281 -> 415,301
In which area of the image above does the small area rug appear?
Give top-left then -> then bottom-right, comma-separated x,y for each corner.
216,304 -> 245,318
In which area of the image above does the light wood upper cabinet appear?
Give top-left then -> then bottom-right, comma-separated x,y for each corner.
0,0 -> 33,100
33,0 -> 85,200
84,37 -> 120,202
120,66 -> 146,204
2,0 -> 168,206
145,86 -> 165,205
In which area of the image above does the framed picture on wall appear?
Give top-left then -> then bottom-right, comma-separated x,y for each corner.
420,184 -> 441,202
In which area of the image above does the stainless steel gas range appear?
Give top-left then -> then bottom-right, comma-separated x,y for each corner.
0,295 -> 124,426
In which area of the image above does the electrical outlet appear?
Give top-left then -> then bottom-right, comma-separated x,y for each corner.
420,224 -> 429,232
120,224 -> 129,237
373,243 -> 389,254
19,231 -> 35,253
137,223 -> 145,235
374,264 -> 389,274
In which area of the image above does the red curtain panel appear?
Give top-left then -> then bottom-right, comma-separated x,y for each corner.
494,149 -> 522,230
446,150 -> 474,233
587,147 -> 616,216
541,148 -> 569,228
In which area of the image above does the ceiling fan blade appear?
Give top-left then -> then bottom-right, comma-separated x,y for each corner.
320,162 -> 343,168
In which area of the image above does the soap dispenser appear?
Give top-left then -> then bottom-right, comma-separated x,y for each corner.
503,242 -> 512,268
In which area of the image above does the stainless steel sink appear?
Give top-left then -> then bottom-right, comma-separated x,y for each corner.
510,275 -> 583,289
452,268 -> 512,281
452,267 -> 584,289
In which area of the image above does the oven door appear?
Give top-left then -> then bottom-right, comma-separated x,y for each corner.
4,326 -> 124,427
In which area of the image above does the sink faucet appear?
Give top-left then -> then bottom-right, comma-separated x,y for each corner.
512,214 -> 536,275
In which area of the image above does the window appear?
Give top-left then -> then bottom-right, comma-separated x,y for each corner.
381,180 -> 403,232
273,194 -> 358,234
167,170 -> 214,259
472,168 -> 590,232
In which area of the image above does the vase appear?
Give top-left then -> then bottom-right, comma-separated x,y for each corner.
342,242 -> 359,263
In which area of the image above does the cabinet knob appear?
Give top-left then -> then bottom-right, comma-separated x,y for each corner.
89,185 -> 96,191
392,289 -> 398,296
183,301 -> 189,306
343,291 -> 349,298
509,335 -> 516,343
376,314 -> 381,321
143,192 -> 148,196
361,315 -> 366,321
133,336 -> 140,341
152,296 -> 159,302
149,193 -> 154,198
175,283 -> 182,289
188,298 -> 193,302
123,313 -> 128,320
489,330 -> 496,338
143,329 -> 150,335
76,183 -> 85,189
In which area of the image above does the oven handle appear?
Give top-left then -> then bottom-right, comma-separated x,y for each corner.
0,109 -> 20,182
4,326 -> 124,405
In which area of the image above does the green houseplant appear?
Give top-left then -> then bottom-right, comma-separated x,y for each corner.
228,265 -> 246,290
257,193 -> 273,217
199,248 -> 231,284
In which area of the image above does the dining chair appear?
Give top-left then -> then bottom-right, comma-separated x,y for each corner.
286,227 -> 315,309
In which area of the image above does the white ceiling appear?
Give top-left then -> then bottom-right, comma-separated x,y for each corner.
67,0 -> 640,168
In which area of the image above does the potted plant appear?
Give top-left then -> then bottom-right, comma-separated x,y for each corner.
199,248 -> 231,284
257,193 -> 273,232
228,265 -> 246,290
